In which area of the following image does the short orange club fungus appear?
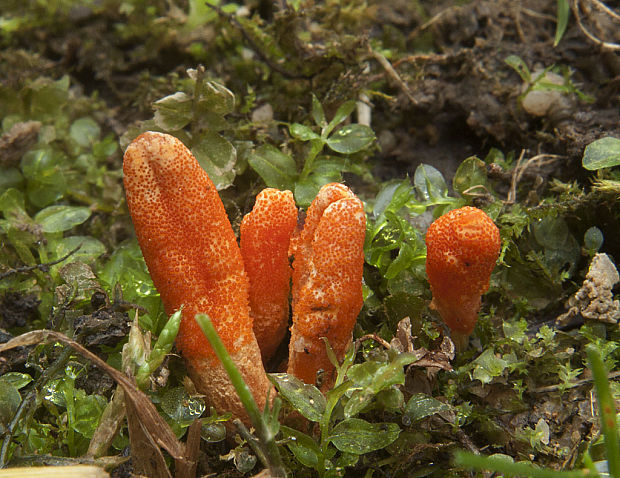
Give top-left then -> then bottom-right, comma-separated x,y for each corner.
123,131 -> 270,424
288,183 -> 366,387
240,188 -> 297,363
425,206 -> 500,336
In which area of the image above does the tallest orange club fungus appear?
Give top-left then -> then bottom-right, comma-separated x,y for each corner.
123,131 -> 270,423
425,206 -> 501,341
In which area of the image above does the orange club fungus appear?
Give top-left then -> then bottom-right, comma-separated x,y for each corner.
425,206 -> 501,342
240,188 -> 297,363
288,184 -> 366,387
123,131 -> 366,423
123,131 -> 271,424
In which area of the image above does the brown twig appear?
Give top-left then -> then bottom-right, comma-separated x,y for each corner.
0,244 -> 82,281
371,49 -> 418,106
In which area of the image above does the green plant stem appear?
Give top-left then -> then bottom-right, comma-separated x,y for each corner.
135,309 -> 181,389
194,313 -> 286,477
454,451 -> 593,477
587,344 -> 620,478
299,139 -> 325,180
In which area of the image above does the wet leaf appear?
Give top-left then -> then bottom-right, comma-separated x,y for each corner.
324,100 -> 356,136
73,392 -> 107,437
311,93 -> 326,127
268,373 -> 326,422
198,81 -> 235,115
34,205 -> 91,233
200,421 -> 227,443
160,387 -> 205,427
0,372 -> 32,389
50,236 -> 106,263
532,216 -> 580,277
69,117 -> 100,148
0,379 -> 21,433
344,353 -> 417,418
248,144 -> 298,190
453,156 -> 489,196
21,149 -> 67,207
192,131 -> 236,190
413,164 -> 448,201
472,349 -> 508,384
582,136 -> 620,170
58,262 -> 99,295
326,124 -> 375,154
328,418 -> 400,454
280,425 -> 321,468
153,92 -> 193,130
403,393 -> 451,424
290,123 -> 320,141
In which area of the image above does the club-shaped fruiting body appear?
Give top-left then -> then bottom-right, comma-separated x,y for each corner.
123,132 -> 367,421
425,206 -> 500,335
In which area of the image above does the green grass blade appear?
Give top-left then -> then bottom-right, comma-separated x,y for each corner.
587,344 -> 620,478
194,313 -> 286,477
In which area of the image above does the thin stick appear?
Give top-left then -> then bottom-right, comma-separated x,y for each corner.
0,245 -> 82,281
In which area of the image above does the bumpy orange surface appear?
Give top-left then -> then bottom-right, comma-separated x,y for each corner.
425,206 -> 500,334
123,131 -> 254,362
288,183 -> 366,386
240,188 -> 297,363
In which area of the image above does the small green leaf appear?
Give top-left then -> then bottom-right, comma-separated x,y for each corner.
0,168 -> 23,190
403,393 -> 451,423
505,55 -> 531,83
0,188 -> 27,220
192,131 -> 237,190
345,353 -> 418,418
21,149 -> 67,207
280,425 -> 321,468
268,373 -> 326,422
311,94 -> 326,127
72,393 -> 107,438
326,124 -> 375,154
0,380 -> 21,433
248,144 -> 298,190
198,81 -> 235,115
554,0 -> 570,47
413,164 -> 448,201
324,100 -> 356,136
290,123 -> 321,141
153,92 -> 193,130
35,205 -> 91,233
472,349 -> 508,384
582,136 -> 620,170
453,156 -> 489,197
160,387 -> 206,427
50,236 -> 106,263
69,117 -> 101,148
0,373 -> 32,390
329,418 -> 400,454
294,178 -> 324,207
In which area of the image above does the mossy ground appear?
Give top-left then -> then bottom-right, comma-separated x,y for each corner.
0,1 -> 619,477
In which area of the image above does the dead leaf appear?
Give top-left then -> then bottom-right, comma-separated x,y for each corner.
0,330 -> 197,476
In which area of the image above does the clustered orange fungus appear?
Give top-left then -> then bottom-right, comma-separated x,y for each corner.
123,131 -> 366,423
425,206 -> 501,335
